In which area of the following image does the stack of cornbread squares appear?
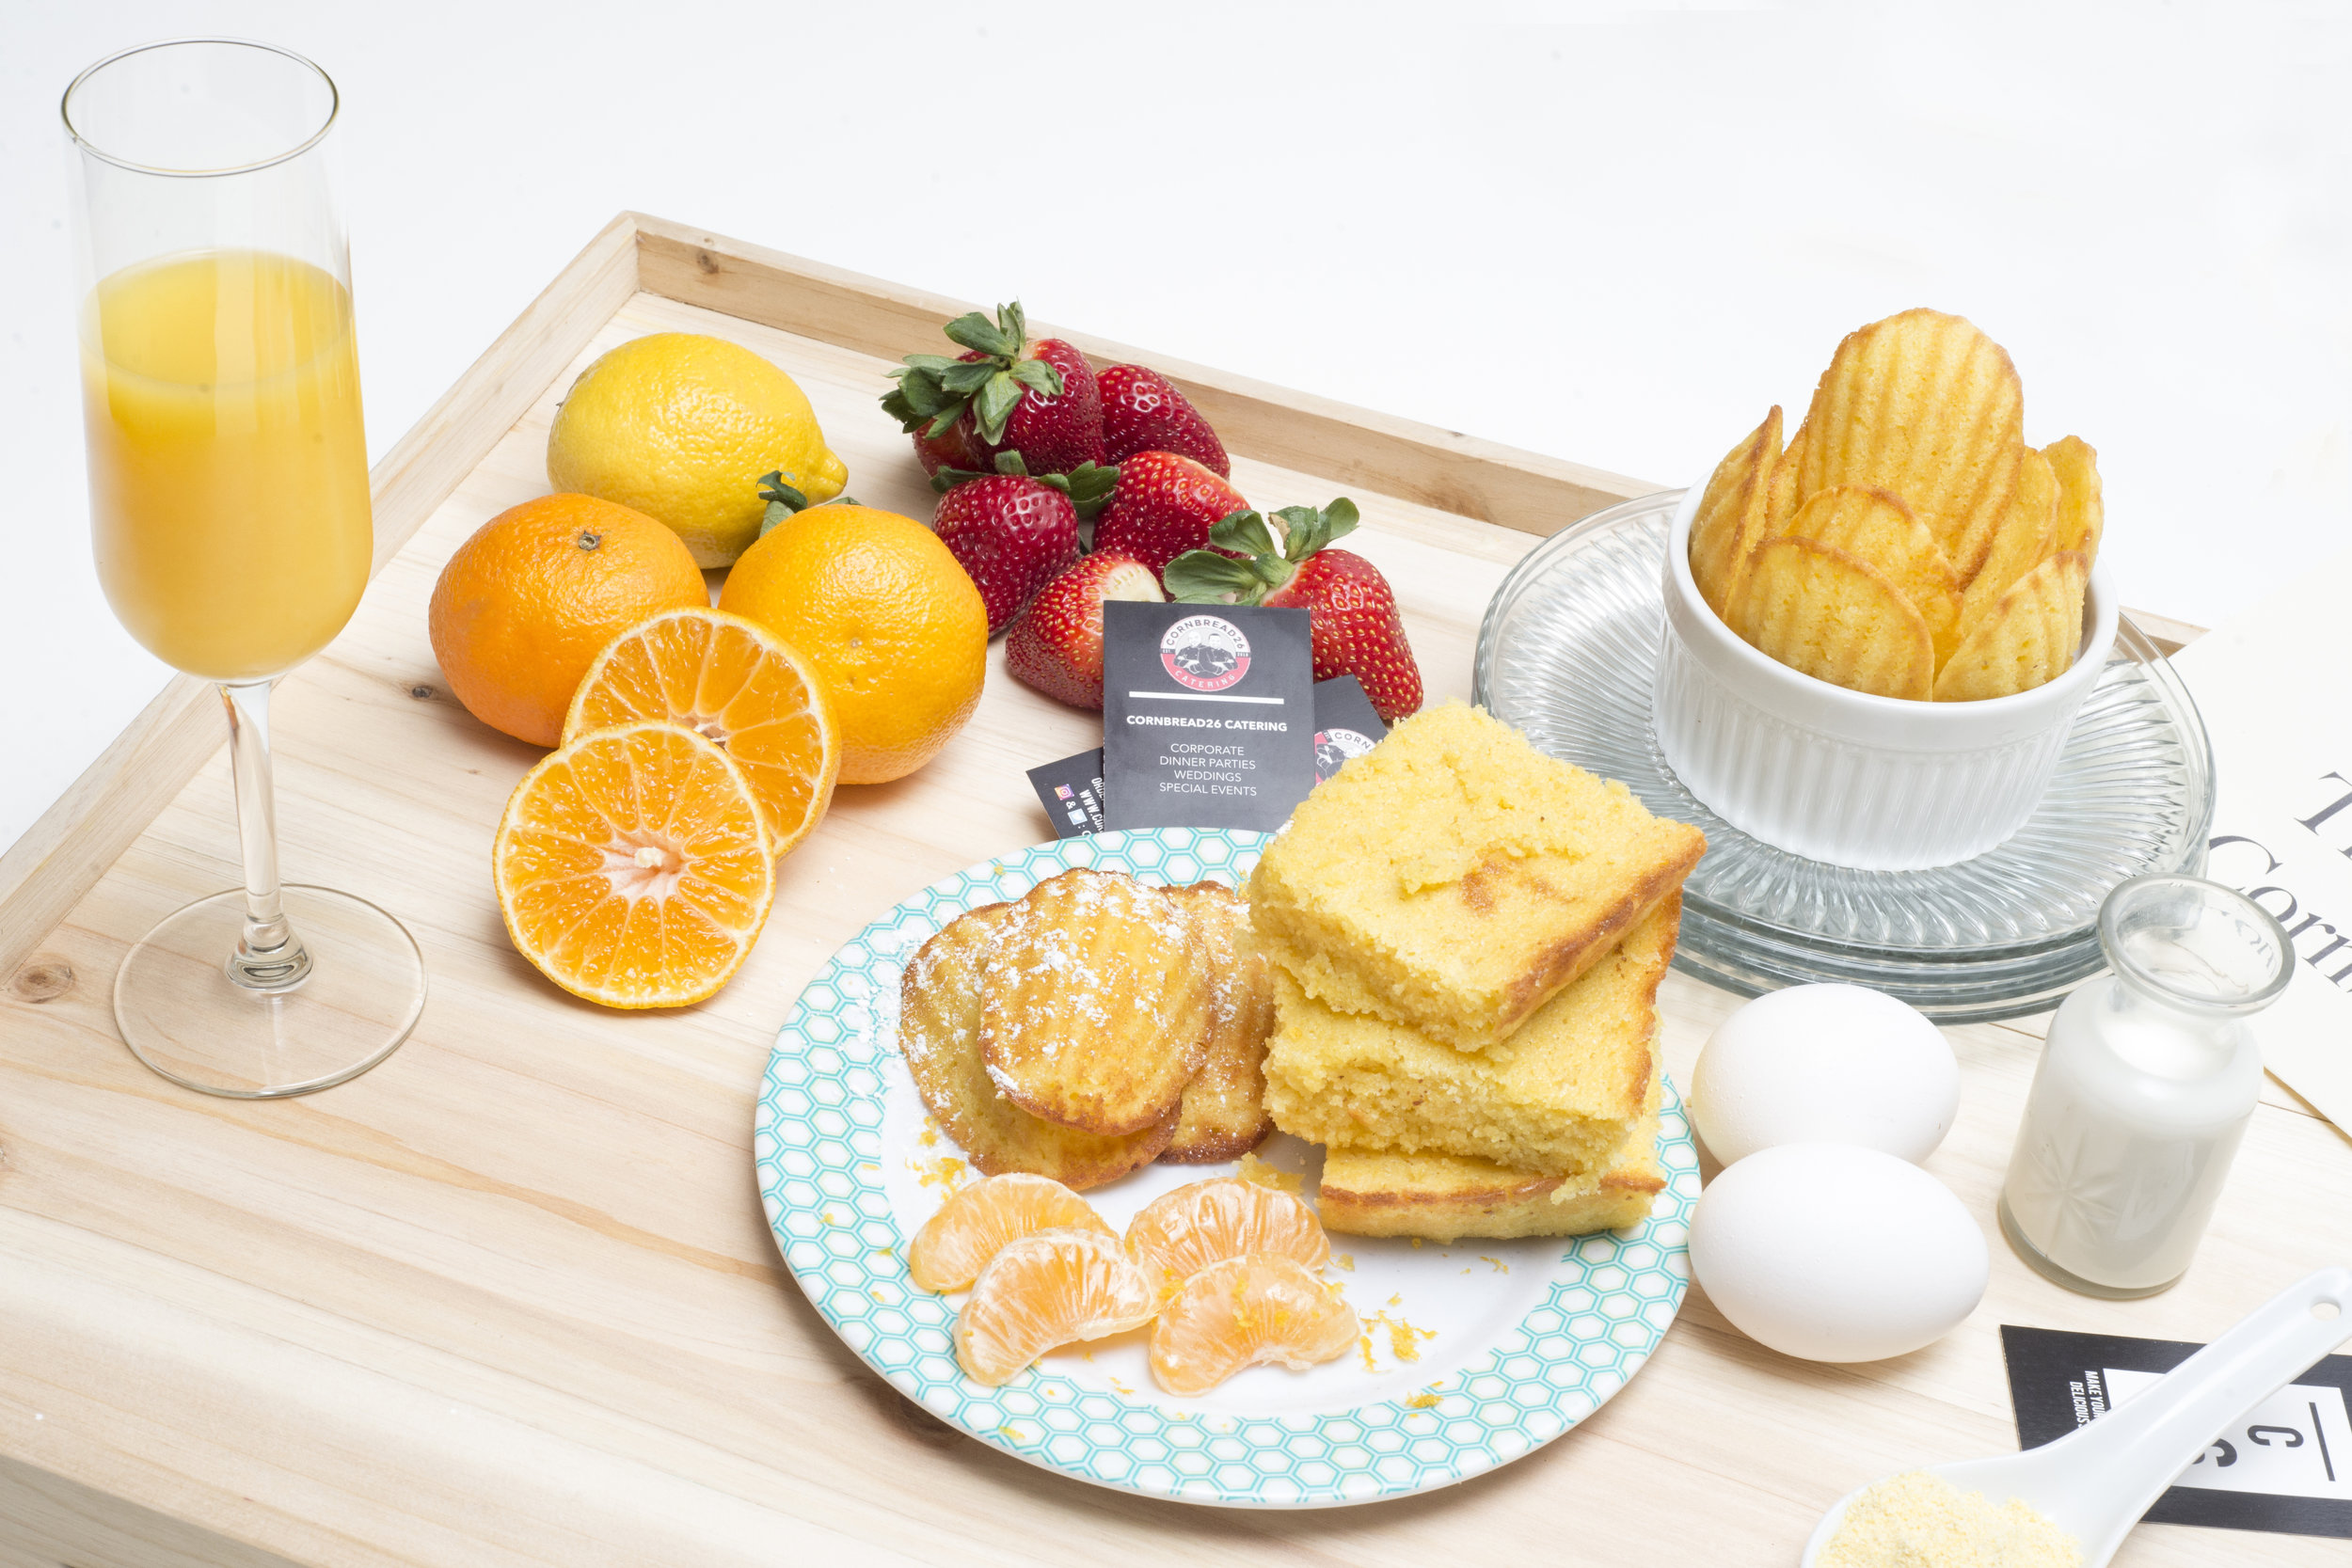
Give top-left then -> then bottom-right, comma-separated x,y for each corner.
1249,704 -> 1707,1242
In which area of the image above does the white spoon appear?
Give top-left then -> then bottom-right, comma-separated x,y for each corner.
1802,1266 -> 2351,1567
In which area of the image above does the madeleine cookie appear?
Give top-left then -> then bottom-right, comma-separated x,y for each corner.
978,868 -> 1212,1136
900,901 -> 1177,1189
1159,880 -> 1276,1163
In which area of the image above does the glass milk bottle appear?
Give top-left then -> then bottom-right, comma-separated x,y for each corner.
1999,875 -> 2292,1298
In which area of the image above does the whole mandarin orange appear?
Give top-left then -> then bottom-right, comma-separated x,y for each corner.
718,504 -> 987,784
428,493 -> 707,747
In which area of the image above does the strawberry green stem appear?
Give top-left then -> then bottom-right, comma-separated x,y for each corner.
881,302 -> 1066,446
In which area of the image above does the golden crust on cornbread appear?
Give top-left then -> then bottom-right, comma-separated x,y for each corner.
1263,897 -> 1677,1175
1246,704 -> 1704,1052
1159,881 -> 1277,1163
978,868 -> 1212,1137
900,902 -> 1178,1189
1316,1101 -> 1664,1243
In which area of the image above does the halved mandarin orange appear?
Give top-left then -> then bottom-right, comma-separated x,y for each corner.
908,1174 -> 1114,1292
494,721 -> 773,1007
563,608 -> 839,857
1124,1177 -> 1329,1293
1148,1255 -> 1359,1397
954,1228 -> 1156,1386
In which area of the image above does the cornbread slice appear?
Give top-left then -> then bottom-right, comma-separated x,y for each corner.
1248,703 -> 1704,1051
1318,1101 -> 1665,1243
1263,897 -> 1677,1175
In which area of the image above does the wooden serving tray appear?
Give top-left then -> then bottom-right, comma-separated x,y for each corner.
0,214 -> 2338,1567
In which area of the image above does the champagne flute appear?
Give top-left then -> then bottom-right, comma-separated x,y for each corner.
64,39 -> 424,1097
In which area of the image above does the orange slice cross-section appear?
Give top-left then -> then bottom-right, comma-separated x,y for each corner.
564,607 -> 839,857
494,720 -> 774,1007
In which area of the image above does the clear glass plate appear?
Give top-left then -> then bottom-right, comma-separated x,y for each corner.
1471,492 -> 2215,1021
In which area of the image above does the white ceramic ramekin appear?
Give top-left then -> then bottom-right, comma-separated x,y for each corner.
1653,483 -> 2118,871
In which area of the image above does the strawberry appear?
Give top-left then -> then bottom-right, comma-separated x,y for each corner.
911,369 -> 987,476
932,478 -> 1079,636
1091,451 -> 1250,577
1007,551 -> 1165,710
929,454 -> 1115,635
1099,363 -> 1230,476
882,302 -> 1105,477
1164,499 -> 1422,722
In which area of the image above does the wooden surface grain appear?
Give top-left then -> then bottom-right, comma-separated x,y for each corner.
0,237 -> 2341,1567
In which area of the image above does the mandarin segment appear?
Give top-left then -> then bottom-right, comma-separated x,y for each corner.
493,721 -> 774,1006
1147,1255 -> 1359,1397
1124,1177 -> 1329,1293
907,1173 -> 1113,1292
1796,309 -> 2024,580
1732,537 -> 1934,701
1782,485 -> 1962,668
899,904 -> 1179,1189
1688,405 -> 1782,619
953,1227 -> 1158,1386
977,869 -> 1212,1137
564,608 -> 840,857
1933,549 -> 2090,702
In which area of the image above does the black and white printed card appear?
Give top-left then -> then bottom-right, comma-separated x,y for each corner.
1025,751 -> 1106,839
1100,601 -> 1316,832
2003,1324 -> 2352,1539
1029,678 -> 1389,840
1309,673 -> 1388,783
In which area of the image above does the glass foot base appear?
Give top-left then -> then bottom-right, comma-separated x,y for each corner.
114,885 -> 426,1098
1998,1195 -> 2183,1300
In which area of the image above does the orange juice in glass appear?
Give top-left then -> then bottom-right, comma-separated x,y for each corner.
65,40 -> 423,1098
83,248 -> 372,680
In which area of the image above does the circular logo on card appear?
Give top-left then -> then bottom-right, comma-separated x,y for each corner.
1314,726 -> 1376,777
1160,614 -> 1252,691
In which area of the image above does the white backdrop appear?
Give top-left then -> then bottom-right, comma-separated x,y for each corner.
5,1 -> 2346,853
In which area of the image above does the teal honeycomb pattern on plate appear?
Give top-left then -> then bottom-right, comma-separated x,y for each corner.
755,827 -> 1698,1509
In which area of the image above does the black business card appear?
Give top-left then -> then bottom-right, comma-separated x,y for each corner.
1310,673 -> 1388,783
1030,678 -> 1388,840
2003,1325 -> 2352,1539
1026,752 -> 1106,839
1101,601 -> 1316,832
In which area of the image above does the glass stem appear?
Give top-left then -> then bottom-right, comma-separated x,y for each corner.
221,679 -> 312,990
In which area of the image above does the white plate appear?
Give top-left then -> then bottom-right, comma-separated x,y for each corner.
755,827 -> 1698,1508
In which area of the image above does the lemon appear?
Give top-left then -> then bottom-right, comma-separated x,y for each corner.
547,333 -> 847,567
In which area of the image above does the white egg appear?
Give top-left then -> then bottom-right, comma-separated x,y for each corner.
1689,1143 -> 1988,1362
1691,984 -> 1958,1166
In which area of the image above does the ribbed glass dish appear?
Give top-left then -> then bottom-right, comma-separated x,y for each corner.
1471,491 -> 2214,1021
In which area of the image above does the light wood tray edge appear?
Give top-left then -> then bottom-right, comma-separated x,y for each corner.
0,212 -> 2207,981
0,212 -> 638,983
